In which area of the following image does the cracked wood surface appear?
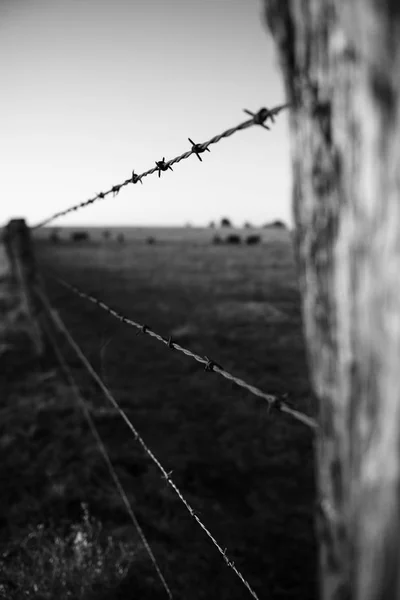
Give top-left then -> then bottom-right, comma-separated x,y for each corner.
265,1 -> 400,599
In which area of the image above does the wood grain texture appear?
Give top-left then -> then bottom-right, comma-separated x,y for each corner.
264,1 -> 400,599
4,219 -> 44,357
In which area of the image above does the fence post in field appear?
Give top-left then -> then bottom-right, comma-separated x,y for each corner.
264,1 -> 400,599
3,218 -> 44,358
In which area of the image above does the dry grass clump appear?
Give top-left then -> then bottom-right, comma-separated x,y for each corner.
0,504 -> 138,600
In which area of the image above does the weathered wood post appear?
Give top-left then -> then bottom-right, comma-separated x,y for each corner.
2,218 -> 44,357
264,1 -> 400,599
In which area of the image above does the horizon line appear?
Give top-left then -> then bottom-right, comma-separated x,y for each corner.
27,221 -> 289,230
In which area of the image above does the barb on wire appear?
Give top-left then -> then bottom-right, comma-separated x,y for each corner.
188,138 -> 210,162
39,292 -> 173,598
32,104 -> 289,229
49,274 -> 317,431
37,287 -> 261,600
243,108 -> 270,130
204,357 -> 222,372
155,157 -> 173,178
132,170 -> 143,184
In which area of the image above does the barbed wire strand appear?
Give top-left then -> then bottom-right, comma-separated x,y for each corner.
32,104 -> 289,229
50,274 -> 318,431
37,285 -> 261,600
39,292 -> 173,599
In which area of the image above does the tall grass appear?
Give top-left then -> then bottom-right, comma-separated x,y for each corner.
0,504 -> 139,599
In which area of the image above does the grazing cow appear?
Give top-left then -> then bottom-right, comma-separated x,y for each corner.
146,236 -> 155,245
71,231 -> 89,242
226,234 -> 241,244
245,235 -> 261,245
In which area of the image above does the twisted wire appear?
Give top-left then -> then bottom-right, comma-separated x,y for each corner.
32,104 -> 289,229
39,287 -> 261,600
50,274 -> 318,431
39,288 -> 173,598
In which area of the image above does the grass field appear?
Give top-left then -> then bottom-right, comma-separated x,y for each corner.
1,226 -> 317,599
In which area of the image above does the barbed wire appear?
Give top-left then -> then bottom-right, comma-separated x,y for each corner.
38,286 -> 261,600
39,296 -> 173,598
49,274 -> 318,431
32,104 -> 289,229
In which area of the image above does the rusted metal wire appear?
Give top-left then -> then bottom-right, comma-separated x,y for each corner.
32,104 -> 289,229
39,287 -> 261,600
50,274 -> 318,431
40,291 -> 173,598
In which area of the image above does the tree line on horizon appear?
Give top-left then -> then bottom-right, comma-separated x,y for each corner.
208,218 -> 287,229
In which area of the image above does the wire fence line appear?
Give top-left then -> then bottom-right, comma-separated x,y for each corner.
32,104 -> 289,229
38,285 -> 261,600
39,292 -> 173,599
48,273 -> 318,431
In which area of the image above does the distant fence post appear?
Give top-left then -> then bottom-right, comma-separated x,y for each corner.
3,218 -> 44,357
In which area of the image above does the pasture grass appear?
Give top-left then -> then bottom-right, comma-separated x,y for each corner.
1,227 -> 317,599
0,502 -> 139,599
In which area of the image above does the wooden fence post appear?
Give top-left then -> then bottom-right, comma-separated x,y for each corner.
3,218 -> 44,357
264,1 -> 400,599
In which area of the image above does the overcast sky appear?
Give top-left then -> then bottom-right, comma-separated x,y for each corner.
1,0 -> 291,228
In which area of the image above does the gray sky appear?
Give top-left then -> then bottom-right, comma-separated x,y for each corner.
0,0 -> 291,228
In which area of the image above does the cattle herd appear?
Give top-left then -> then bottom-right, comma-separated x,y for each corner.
212,233 -> 261,245
48,230 -> 265,246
